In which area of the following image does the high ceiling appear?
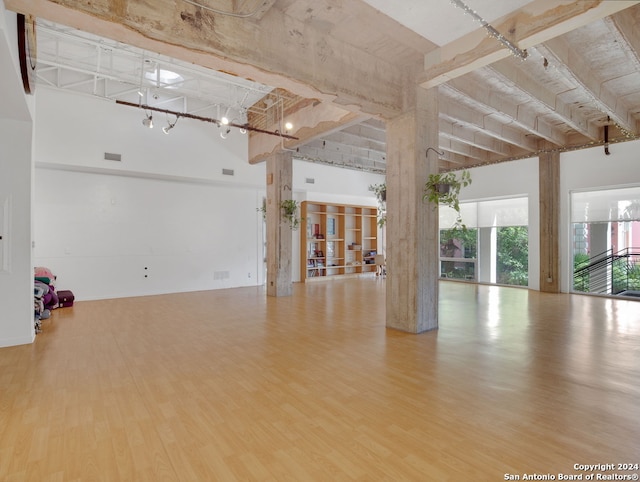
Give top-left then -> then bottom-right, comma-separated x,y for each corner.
8,0 -> 640,174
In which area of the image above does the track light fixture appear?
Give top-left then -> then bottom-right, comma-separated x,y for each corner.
117,100 -> 299,141
142,112 -> 153,128
221,107 -> 231,126
162,115 -> 179,134
220,127 -> 231,139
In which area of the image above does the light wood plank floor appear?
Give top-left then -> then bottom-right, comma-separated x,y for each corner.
1,279 -> 639,481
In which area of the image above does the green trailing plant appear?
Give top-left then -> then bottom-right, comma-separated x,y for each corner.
369,183 -> 387,227
423,170 -> 472,231
257,198 -> 267,219
280,199 -> 303,230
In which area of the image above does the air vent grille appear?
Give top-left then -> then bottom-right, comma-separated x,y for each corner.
104,152 -> 122,162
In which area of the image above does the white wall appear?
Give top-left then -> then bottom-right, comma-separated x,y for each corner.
560,140 -> 640,292
459,157 -> 540,290
0,3 -> 35,347
34,88 -> 382,299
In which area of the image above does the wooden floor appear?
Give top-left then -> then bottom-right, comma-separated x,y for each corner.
1,279 -> 639,481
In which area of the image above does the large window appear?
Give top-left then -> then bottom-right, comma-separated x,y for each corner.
439,197 -> 529,287
571,187 -> 640,295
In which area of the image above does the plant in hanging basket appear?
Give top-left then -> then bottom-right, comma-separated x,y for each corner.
423,170 -> 472,231
280,199 -> 303,230
256,198 -> 267,219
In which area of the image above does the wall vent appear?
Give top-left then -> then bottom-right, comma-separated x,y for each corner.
305,177 -> 315,184
104,152 -> 122,162
213,270 -> 230,280
222,168 -> 234,176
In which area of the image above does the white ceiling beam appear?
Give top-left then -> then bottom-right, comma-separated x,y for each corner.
421,0 -> 640,89
443,79 -> 567,146
603,13 -> 640,130
439,98 -> 539,153
535,39 -> 638,134
439,118 -> 515,157
439,137 -> 492,163
438,150 -> 469,166
488,60 -> 599,140
322,131 -> 386,153
340,124 -> 387,144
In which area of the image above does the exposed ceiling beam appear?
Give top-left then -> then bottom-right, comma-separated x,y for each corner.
439,101 -> 539,153
234,0 -> 277,20
439,118 -> 515,157
340,123 -> 386,144
320,130 -> 386,154
248,101 -> 368,164
443,79 -> 567,146
488,59 -> 599,140
535,38 -> 639,134
6,0 -> 405,118
439,137 -> 493,163
603,13 -> 640,128
421,0 -> 640,89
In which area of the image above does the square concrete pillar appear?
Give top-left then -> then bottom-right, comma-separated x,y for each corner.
385,87 -> 439,333
266,150 -> 293,297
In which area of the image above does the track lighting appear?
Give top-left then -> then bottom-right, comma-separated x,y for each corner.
142,113 -> 153,128
162,115 -> 179,134
117,100 -> 299,141
221,107 -> 230,125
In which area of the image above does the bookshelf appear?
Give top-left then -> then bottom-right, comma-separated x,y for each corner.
300,201 -> 378,282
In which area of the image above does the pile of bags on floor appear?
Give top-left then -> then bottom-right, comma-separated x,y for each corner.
34,266 -> 74,333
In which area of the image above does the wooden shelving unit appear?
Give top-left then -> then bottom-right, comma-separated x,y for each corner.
300,201 -> 378,282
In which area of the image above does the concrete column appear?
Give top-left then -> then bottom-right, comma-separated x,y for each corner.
539,151 -> 560,293
385,86 -> 439,333
266,150 -> 293,297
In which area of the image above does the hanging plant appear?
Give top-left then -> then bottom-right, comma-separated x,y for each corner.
256,198 -> 267,220
423,170 -> 472,231
280,199 -> 303,230
369,183 -> 387,227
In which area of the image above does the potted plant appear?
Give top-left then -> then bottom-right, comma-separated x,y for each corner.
423,170 -> 472,231
369,183 -> 387,227
280,199 -> 303,230
257,198 -> 267,219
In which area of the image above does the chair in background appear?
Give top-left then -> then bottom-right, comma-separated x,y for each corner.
375,254 -> 386,277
